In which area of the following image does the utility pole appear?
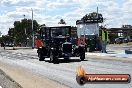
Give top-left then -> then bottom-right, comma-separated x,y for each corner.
0,31 -> 2,37
23,14 -> 27,47
13,28 -> 15,50
31,8 -> 35,49
23,15 -> 26,34
97,6 -> 99,36
23,14 -> 25,19
97,7 -> 98,18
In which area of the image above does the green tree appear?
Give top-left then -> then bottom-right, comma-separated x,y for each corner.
39,24 -> 46,29
58,19 -> 66,24
8,19 -> 39,45
0,35 -> 13,43
0,37 -> 3,43
8,28 -> 14,37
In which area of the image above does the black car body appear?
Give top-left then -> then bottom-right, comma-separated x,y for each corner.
37,26 -> 85,63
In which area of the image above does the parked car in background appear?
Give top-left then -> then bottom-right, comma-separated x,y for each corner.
5,43 -> 14,47
115,37 -> 129,44
123,38 -> 129,43
128,36 -> 132,42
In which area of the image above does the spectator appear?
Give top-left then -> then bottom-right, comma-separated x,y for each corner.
101,28 -> 109,53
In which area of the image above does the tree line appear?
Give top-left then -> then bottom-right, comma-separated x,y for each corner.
0,18 -> 67,46
0,19 -> 40,45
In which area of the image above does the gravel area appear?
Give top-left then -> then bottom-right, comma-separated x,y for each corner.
0,69 -> 22,88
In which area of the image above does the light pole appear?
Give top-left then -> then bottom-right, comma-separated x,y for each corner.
23,14 -> 27,47
23,14 -> 25,19
31,8 -> 35,49
13,28 -> 15,50
0,31 -> 2,37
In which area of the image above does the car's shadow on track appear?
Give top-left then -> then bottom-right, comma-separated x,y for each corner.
44,58 -> 88,64
106,51 -> 117,54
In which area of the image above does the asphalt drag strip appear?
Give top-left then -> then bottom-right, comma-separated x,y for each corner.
0,69 -> 22,88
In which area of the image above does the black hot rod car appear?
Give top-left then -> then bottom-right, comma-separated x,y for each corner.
37,26 -> 85,63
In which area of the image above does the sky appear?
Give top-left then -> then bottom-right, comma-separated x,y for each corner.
0,0 -> 132,35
